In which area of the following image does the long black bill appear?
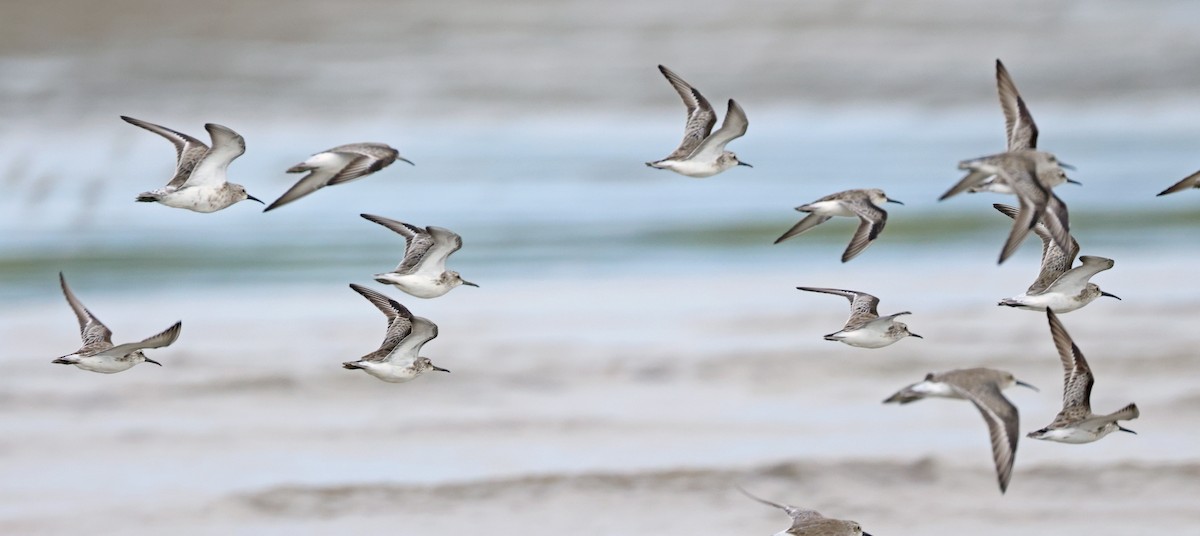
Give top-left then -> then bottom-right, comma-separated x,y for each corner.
1117,425 -> 1136,434
1066,178 -> 1082,185
432,365 -> 451,373
462,280 -> 480,288
908,333 -> 923,339
1101,291 -> 1122,300
1015,379 -> 1039,392
887,198 -> 904,205
246,194 -> 265,205
144,358 -> 163,367
398,157 -> 415,166
736,161 -> 753,167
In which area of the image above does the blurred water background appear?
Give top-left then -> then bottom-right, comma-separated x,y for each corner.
2,1 -> 1200,534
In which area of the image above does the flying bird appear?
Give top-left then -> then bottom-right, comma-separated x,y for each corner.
738,486 -> 872,536
992,204 -> 1119,312
122,116 -> 263,212
361,214 -> 477,299
775,189 -> 902,262
263,143 -> 412,212
52,272 -> 182,373
342,284 -> 450,383
795,287 -> 920,348
885,367 -> 1037,493
645,65 -> 750,177
1027,309 -> 1139,443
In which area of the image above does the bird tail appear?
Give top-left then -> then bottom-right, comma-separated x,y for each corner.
342,361 -> 364,370
1107,403 -> 1140,421
135,191 -> 160,202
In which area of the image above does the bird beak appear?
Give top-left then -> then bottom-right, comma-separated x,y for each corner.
461,280 -> 479,288
1059,162 -> 1076,171
1117,425 -> 1136,434
887,198 -> 904,205
1015,380 -> 1039,392
398,157 -> 415,166
1100,291 -> 1121,300
245,194 -> 265,205
432,365 -> 451,373
1066,178 -> 1082,185
908,333 -> 923,339
736,161 -> 753,167
144,358 -> 163,367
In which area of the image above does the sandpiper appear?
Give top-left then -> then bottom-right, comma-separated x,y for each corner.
775,189 -> 902,262
263,143 -> 412,212
52,272 -> 182,373
992,204 -> 1119,312
645,65 -> 750,177
967,59 -> 1079,195
1027,309 -> 1139,443
738,487 -> 872,536
884,367 -> 1037,493
795,287 -> 920,348
342,284 -> 450,383
122,116 -> 263,212
1158,170 -> 1200,196
943,150 -> 1071,264
361,214 -> 477,299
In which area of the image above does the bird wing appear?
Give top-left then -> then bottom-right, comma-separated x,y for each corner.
350,284 -> 414,361
797,287 -> 880,329
181,123 -> 245,188
263,153 -> 356,212
361,214 -> 437,275
417,226 -> 465,276
59,272 -> 112,346
992,203 -> 1079,294
1158,170 -> 1200,196
1044,256 -> 1114,295
773,214 -> 831,244
1046,309 -> 1093,414
995,59 -> 1038,151
120,116 -> 210,189
842,198 -> 886,263
384,316 -> 439,364
655,65 -> 717,161
735,487 -> 825,529
996,155 -> 1055,264
94,321 -> 182,358
686,99 -> 748,161
950,382 -> 1020,493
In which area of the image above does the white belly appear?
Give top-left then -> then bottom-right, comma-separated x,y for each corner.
829,329 -> 899,349
804,200 -> 857,218
376,273 -> 451,299
1038,427 -> 1102,444
73,356 -> 138,374
1005,292 -> 1084,313
158,186 -> 229,213
656,159 -> 725,178
360,363 -> 420,383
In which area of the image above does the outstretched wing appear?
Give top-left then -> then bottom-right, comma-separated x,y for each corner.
121,116 -> 210,189
685,99 -> 748,161
385,316 -> 439,364
797,286 -> 880,329
1044,255 -> 1114,295
993,203 -> 1079,294
1045,309 -> 1093,413
95,321 -> 182,358
59,272 -> 112,346
842,198 -> 886,263
350,284 -> 413,360
1158,170 -> 1200,196
361,214 -> 437,275
655,65 -> 717,161
182,123 -> 245,188
735,486 -> 825,529
995,59 -> 1038,151
952,382 -> 1020,493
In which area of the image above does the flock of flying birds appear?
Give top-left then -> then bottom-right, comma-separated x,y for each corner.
43,59 -> 1196,535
